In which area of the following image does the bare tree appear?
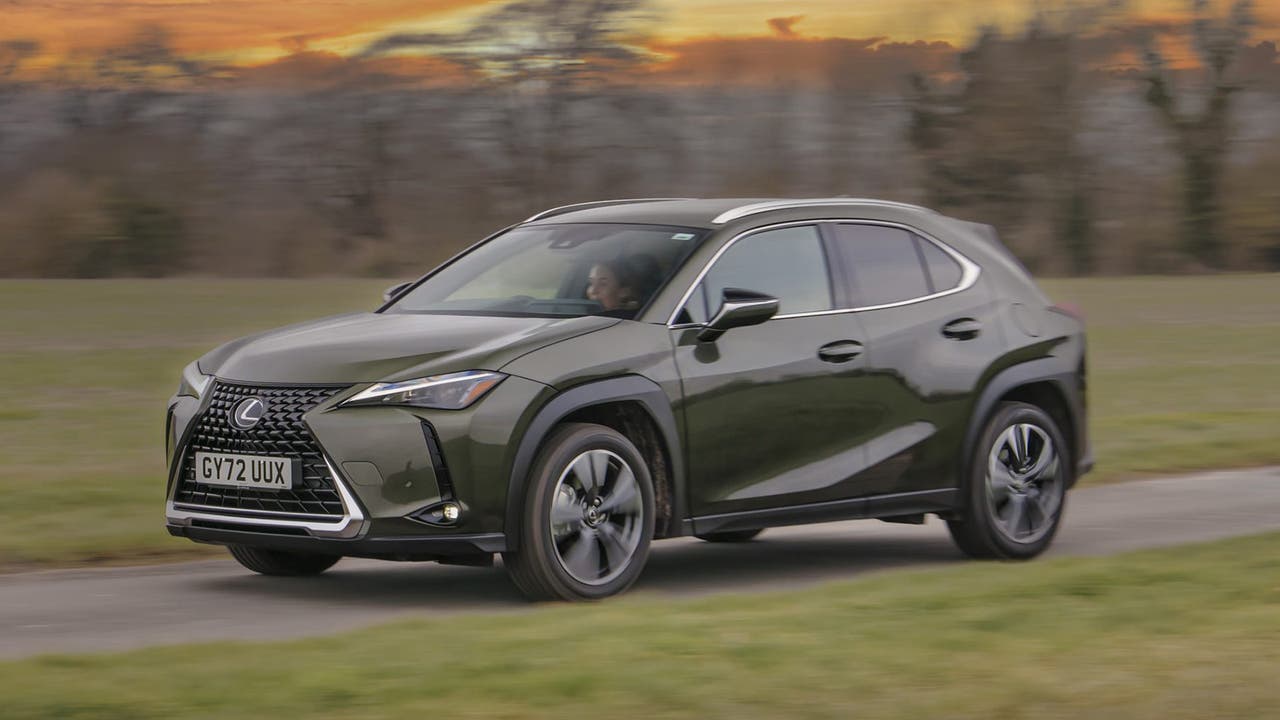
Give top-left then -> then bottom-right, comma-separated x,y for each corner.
0,39 -> 39,81
908,27 -> 1068,268
363,0 -> 658,209
45,26 -> 211,276
1141,0 -> 1254,269
908,2 -> 1123,273
0,40 -> 40,137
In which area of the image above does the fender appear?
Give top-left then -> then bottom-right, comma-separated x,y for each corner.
503,375 -> 685,550
962,357 -> 1089,493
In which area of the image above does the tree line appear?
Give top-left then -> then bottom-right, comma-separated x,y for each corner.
0,0 -> 1275,278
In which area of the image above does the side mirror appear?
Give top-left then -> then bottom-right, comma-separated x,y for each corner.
382,281 -> 414,304
697,288 -> 780,342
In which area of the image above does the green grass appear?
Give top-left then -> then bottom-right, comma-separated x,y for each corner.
1040,275 -> 1280,479
0,279 -> 395,568
4,532 -> 1279,719
0,275 -> 1278,568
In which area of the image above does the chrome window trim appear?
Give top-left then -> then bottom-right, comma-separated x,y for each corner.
666,220 -> 828,325
666,218 -> 981,326
524,198 -> 693,223
165,455 -> 369,539
711,199 -> 934,225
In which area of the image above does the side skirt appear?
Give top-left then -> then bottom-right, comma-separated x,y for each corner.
687,488 -> 959,536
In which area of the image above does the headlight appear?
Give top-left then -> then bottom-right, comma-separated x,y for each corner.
340,371 -> 506,410
177,361 -> 213,399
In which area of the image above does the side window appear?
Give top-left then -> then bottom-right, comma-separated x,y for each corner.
916,235 -> 963,292
830,224 -> 931,307
690,225 -> 832,321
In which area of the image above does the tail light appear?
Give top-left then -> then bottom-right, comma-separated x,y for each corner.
1049,302 -> 1085,322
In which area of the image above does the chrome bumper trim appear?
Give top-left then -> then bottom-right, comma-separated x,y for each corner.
166,457 -> 369,539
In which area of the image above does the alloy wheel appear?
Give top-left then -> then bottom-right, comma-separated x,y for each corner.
985,423 -> 1064,544
549,449 -> 645,586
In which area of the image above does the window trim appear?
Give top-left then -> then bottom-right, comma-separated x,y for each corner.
667,221 -> 836,326
828,221 -> 974,310
910,232 -> 939,295
667,218 -> 980,327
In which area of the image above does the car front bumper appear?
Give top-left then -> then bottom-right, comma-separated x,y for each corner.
164,374 -> 552,555
166,521 -> 508,559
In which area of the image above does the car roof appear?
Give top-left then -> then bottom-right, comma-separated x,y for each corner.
521,198 -> 936,229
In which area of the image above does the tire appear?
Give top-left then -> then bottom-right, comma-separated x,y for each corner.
227,545 -> 340,576
503,423 -> 655,601
695,529 -> 763,543
947,401 -> 1071,560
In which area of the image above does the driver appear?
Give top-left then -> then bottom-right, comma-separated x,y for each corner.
586,260 -> 631,312
587,255 -> 661,313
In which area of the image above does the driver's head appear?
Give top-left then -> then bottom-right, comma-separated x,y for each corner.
587,261 -> 627,311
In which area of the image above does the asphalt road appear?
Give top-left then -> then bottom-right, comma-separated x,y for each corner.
3,466 -> 1278,660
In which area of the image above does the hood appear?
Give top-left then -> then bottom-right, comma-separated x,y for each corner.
201,311 -> 620,384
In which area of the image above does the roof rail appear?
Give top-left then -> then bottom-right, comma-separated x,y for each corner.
524,198 -> 694,223
711,198 -> 933,225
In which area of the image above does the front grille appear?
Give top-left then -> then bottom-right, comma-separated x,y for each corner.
175,381 -> 348,519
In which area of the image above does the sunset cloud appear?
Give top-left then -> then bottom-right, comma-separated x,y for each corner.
768,16 -> 806,38
647,34 -> 957,90
0,0 -> 491,60
0,0 -> 1274,83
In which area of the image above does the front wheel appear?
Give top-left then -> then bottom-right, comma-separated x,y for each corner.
227,546 -> 340,576
503,423 -> 655,601
947,401 -> 1070,560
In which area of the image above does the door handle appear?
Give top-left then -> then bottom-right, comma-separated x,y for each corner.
942,318 -> 982,340
817,340 -> 864,363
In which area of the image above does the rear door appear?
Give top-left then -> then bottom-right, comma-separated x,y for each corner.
671,224 -> 881,517
823,221 -> 1003,494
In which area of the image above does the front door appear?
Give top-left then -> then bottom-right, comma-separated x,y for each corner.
671,224 -> 879,517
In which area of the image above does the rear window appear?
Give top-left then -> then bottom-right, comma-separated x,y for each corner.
917,236 -> 963,292
829,224 -> 930,307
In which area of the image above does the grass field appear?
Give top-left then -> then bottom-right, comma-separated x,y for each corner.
3,532 -> 1278,719
1,275 -> 1278,568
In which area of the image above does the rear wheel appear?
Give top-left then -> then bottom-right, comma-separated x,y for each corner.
695,529 -> 763,543
227,546 -> 340,576
503,423 -> 655,601
947,401 -> 1070,560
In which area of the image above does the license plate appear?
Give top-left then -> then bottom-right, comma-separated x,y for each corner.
195,452 -> 294,490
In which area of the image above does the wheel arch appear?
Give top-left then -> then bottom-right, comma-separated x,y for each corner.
503,375 -> 685,550
963,359 -> 1087,494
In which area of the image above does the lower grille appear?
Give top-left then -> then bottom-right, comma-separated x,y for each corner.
175,381 -> 348,519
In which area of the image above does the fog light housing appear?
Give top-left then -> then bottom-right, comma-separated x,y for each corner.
410,501 -> 465,527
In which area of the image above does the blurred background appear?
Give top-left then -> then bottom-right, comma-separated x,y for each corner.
0,0 -> 1277,277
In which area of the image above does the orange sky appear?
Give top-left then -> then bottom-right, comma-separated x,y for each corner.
2,0 -> 1276,68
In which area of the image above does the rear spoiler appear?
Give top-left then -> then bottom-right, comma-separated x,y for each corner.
952,219 -> 1034,277
955,220 -> 1000,245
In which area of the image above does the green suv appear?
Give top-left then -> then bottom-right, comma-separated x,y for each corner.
165,198 -> 1090,600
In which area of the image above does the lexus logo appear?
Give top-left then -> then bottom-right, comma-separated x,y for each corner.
230,397 -> 267,430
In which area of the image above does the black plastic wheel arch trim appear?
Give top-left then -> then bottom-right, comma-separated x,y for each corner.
502,374 -> 685,551
963,358 -> 1089,490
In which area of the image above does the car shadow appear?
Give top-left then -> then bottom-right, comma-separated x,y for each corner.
636,533 -> 963,596
194,527 -> 964,609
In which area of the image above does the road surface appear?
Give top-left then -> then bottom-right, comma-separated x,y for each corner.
2,466 -> 1278,660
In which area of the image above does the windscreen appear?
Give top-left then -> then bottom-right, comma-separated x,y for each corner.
388,224 -> 705,319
